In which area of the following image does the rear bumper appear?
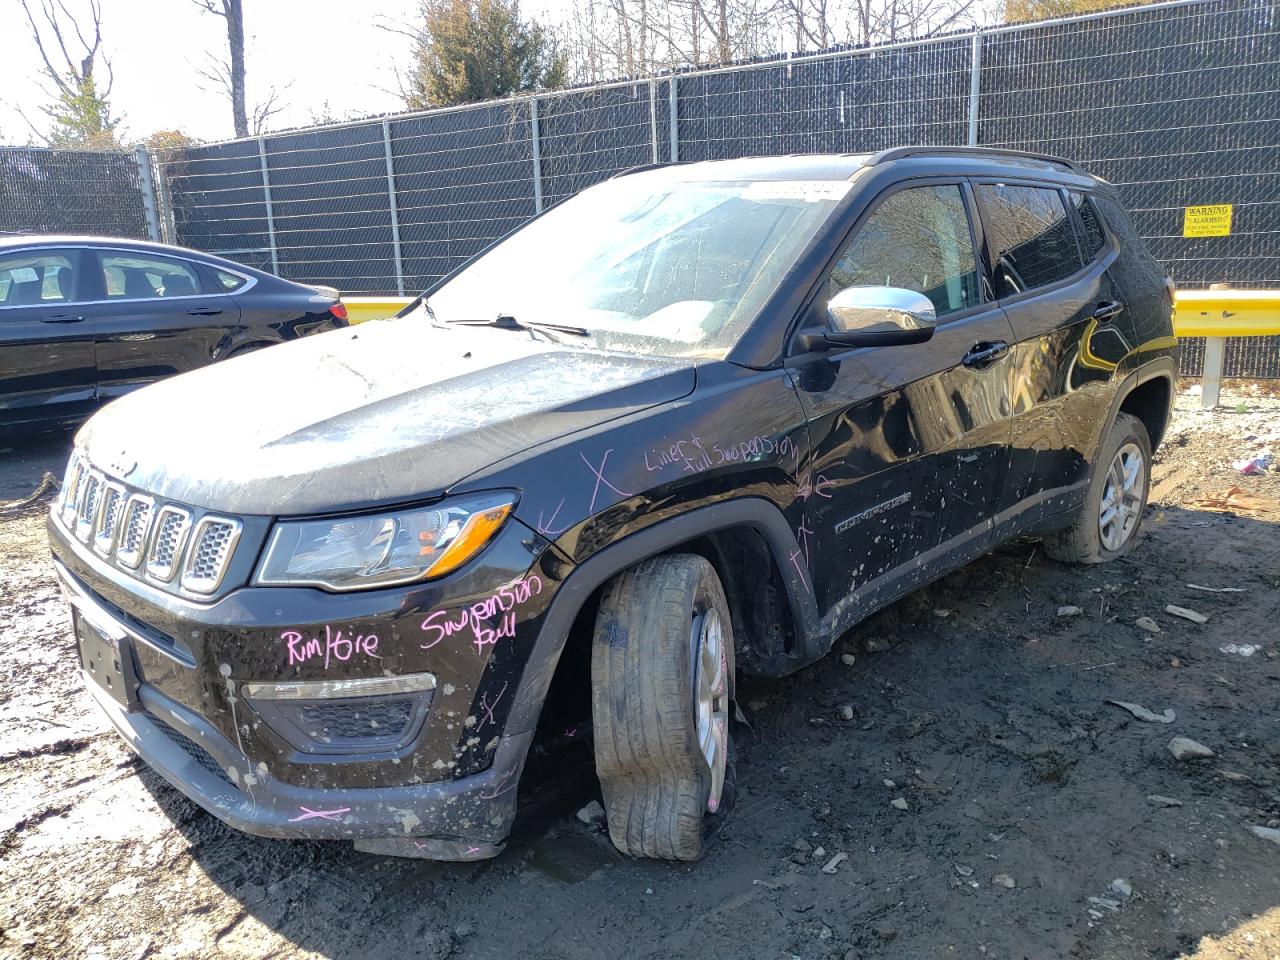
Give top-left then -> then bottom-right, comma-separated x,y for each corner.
85,673 -> 529,858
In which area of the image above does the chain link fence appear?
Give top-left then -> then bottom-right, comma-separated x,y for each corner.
2,0 -> 1276,375
0,145 -> 158,240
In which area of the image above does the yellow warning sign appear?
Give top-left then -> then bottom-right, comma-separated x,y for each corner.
1183,203 -> 1233,237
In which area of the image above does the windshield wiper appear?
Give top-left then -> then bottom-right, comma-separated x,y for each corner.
444,314 -> 591,343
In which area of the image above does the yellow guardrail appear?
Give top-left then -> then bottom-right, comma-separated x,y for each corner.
1173,289 -> 1280,408
338,289 -> 1280,408
1172,289 -> 1280,339
342,296 -> 414,325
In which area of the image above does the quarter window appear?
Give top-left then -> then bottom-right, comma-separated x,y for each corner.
1070,192 -> 1107,261
101,253 -> 202,299
214,268 -> 247,292
0,251 -> 77,307
979,184 -> 1083,297
828,184 -> 980,318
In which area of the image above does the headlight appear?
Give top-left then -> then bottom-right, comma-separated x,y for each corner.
255,491 -> 516,591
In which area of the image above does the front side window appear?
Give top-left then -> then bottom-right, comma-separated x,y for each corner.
423,168 -> 859,358
828,184 -> 980,318
979,183 -> 1082,297
0,251 -> 77,307
101,253 -> 202,299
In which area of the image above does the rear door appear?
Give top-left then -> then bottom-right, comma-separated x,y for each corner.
0,247 -> 97,428
789,180 -> 1015,622
85,249 -> 240,403
975,180 -> 1126,532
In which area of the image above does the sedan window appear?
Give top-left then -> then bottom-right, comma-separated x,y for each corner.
101,253 -> 203,299
213,268 -> 248,292
0,251 -> 77,307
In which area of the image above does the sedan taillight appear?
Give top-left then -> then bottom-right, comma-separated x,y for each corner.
329,301 -> 349,323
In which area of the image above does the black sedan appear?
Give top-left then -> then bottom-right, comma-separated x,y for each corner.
0,235 -> 348,430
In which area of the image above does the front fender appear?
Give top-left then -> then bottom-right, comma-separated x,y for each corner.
503,497 -> 823,737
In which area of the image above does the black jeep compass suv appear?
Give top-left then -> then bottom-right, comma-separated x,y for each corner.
49,146 -> 1176,862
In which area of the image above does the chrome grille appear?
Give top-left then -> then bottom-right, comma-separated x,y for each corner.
180,517 -> 241,594
57,452 -> 243,596
146,506 -> 191,581
116,496 -> 154,569
74,472 -> 102,542
93,483 -> 126,556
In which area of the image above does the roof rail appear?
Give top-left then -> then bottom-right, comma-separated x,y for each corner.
866,145 -> 1086,174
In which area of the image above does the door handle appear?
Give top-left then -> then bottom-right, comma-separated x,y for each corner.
1092,300 -> 1123,322
187,307 -> 224,316
40,313 -> 85,324
962,340 -> 1010,369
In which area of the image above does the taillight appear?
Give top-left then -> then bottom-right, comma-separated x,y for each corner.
329,301 -> 349,323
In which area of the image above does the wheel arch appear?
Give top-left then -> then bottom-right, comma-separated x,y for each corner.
1102,357 -> 1177,455
504,498 -> 822,737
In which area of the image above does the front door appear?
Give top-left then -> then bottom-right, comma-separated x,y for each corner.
84,249 -> 240,403
0,247 -> 97,428
788,181 -> 1014,630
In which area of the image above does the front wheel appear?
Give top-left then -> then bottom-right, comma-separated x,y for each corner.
1044,412 -> 1152,563
590,554 -> 736,861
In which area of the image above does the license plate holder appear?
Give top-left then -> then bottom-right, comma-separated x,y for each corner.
75,609 -> 140,712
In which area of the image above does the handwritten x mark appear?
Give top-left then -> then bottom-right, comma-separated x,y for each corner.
582,449 -> 634,513
477,681 -> 509,730
288,806 -> 351,823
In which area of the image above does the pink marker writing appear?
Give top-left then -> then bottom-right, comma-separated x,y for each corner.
283,626 -> 380,669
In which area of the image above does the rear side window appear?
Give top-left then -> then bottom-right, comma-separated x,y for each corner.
828,184 -> 981,318
101,253 -> 203,299
1070,192 -> 1107,261
214,268 -> 247,292
978,184 -> 1082,297
0,251 -> 78,307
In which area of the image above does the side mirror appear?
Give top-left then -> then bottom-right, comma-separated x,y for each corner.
796,286 -> 938,352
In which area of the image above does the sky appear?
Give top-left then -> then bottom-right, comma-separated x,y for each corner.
0,0 -> 562,147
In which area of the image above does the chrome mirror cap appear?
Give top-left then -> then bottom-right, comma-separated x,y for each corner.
828,285 -> 937,335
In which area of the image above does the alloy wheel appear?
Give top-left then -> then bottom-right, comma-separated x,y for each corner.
692,607 -> 728,813
1098,441 -> 1145,552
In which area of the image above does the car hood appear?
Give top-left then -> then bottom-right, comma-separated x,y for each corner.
78,318 -> 697,515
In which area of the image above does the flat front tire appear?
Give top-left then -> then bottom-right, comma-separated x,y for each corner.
590,554 -> 736,861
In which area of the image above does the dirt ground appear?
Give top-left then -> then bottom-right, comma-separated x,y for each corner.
2,385 -> 1279,960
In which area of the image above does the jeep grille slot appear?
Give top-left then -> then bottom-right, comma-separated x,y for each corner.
146,507 -> 192,581
93,483 -> 126,556
180,517 -> 241,594
116,496 -> 154,569
59,456 -> 83,524
74,472 -> 102,543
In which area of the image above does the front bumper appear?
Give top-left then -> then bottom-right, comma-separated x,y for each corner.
86,675 -> 529,858
50,497 -> 562,858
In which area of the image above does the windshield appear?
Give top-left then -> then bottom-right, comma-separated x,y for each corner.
422,169 -> 854,358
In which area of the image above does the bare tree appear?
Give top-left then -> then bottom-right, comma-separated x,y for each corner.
18,0 -> 121,148
193,0 -> 247,137
193,0 -> 285,137
562,0 -> 983,81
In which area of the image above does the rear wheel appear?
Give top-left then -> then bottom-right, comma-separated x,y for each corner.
590,554 -> 736,861
1044,412 -> 1151,563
